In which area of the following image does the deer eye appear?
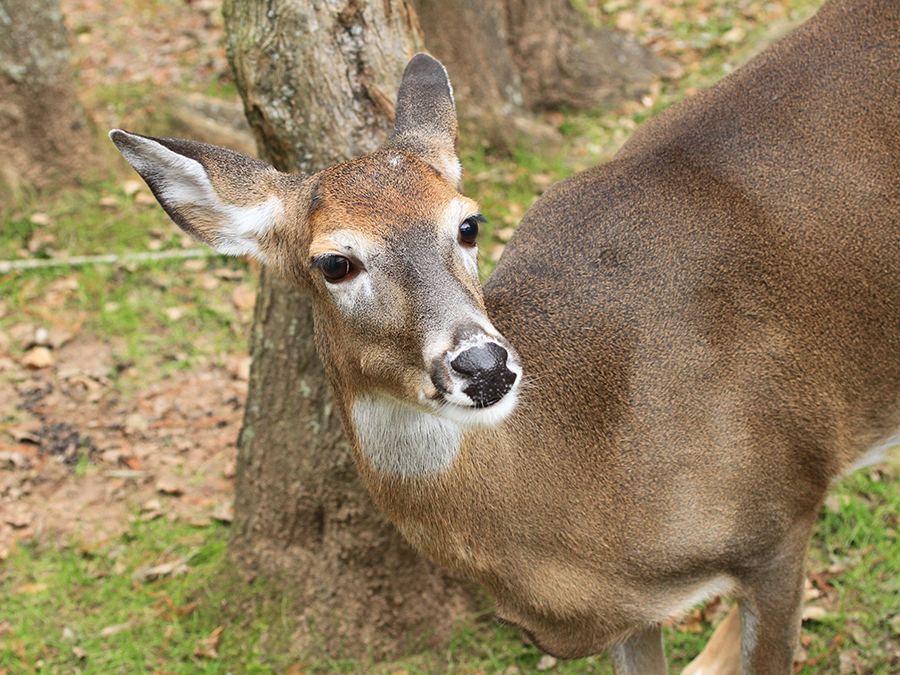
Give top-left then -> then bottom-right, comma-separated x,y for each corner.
459,214 -> 485,246
316,255 -> 352,282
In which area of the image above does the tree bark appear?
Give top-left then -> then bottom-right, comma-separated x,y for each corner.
0,0 -> 97,198
412,0 -> 678,145
222,0 -> 476,660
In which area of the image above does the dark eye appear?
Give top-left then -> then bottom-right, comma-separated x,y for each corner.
318,255 -> 352,282
459,214 -> 484,246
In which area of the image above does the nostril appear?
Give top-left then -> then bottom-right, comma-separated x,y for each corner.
449,342 -> 517,409
450,343 -> 509,377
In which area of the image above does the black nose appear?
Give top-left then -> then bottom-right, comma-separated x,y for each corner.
450,343 -> 517,408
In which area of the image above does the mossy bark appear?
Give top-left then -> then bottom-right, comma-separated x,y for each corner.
222,0 -> 476,660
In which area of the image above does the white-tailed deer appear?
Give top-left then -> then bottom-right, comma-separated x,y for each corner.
110,0 -> 900,671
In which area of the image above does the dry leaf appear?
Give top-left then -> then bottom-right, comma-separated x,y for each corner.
99,621 -> 137,637
142,498 -> 163,513
18,583 -> 48,594
225,354 -> 251,382
231,284 -> 256,310
194,626 -> 224,658
536,654 -> 557,671
121,180 -> 143,196
134,191 -> 157,205
164,306 -> 186,321
4,506 -> 33,528
155,473 -> 184,496
29,212 -> 52,226
701,596 -> 731,624
132,556 -> 191,583
123,412 -> 150,435
801,604 -> 829,621
214,267 -> 244,280
211,501 -> 233,523
22,346 -> 55,369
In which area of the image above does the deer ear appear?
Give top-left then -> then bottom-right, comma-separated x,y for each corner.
109,129 -> 303,261
387,53 -> 462,188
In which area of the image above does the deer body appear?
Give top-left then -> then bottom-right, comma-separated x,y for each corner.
111,0 -> 900,672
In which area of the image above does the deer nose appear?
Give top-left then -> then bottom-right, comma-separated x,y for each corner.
450,343 -> 517,408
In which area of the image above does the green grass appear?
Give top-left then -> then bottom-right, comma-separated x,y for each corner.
0,517 -> 306,675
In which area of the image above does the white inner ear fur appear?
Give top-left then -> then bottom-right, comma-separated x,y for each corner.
116,133 -> 281,259
442,156 -> 463,188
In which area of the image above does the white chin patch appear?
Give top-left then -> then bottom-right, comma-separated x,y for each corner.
433,388 -> 519,428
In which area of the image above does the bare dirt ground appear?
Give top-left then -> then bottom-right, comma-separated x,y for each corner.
0,330 -> 247,555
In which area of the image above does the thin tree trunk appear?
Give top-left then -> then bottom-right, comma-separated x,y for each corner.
222,0 -> 476,659
0,0 -> 98,199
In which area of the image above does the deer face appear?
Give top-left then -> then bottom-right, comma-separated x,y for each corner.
305,149 -> 521,427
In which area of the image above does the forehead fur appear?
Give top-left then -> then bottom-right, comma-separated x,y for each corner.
310,150 -> 464,238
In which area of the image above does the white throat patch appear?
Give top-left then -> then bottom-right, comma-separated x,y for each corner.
352,395 -> 463,477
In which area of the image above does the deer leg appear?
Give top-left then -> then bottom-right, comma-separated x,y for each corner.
609,624 -> 668,675
681,605 -> 742,675
735,542 -> 809,675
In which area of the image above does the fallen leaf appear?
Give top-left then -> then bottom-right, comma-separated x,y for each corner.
801,604 -> 829,621
123,412 -> 150,435
720,25 -> 746,44
164,306 -> 186,321
121,180 -> 143,196
701,596 -> 731,624
839,648 -> 864,675
824,493 -> 852,512
99,621 -> 137,637
142,498 -> 163,512
29,212 -> 52,226
18,583 -> 48,594
6,427 -> 40,444
155,473 -> 184,496
4,506 -> 33,528
211,501 -> 233,523
22,346 -> 55,369
72,645 -> 87,659
132,557 -> 191,583
536,654 -> 557,671
7,323 -> 36,348
0,450 -> 31,469
225,354 -> 251,382
214,267 -> 243,280
194,626 -> 224,658
231,284 -> 256,310
849,624 -> 869,647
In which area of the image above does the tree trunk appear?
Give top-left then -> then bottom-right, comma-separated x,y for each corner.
413,0 -> 678,145
222,0 -> 476,660
0,0 -> 97,199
